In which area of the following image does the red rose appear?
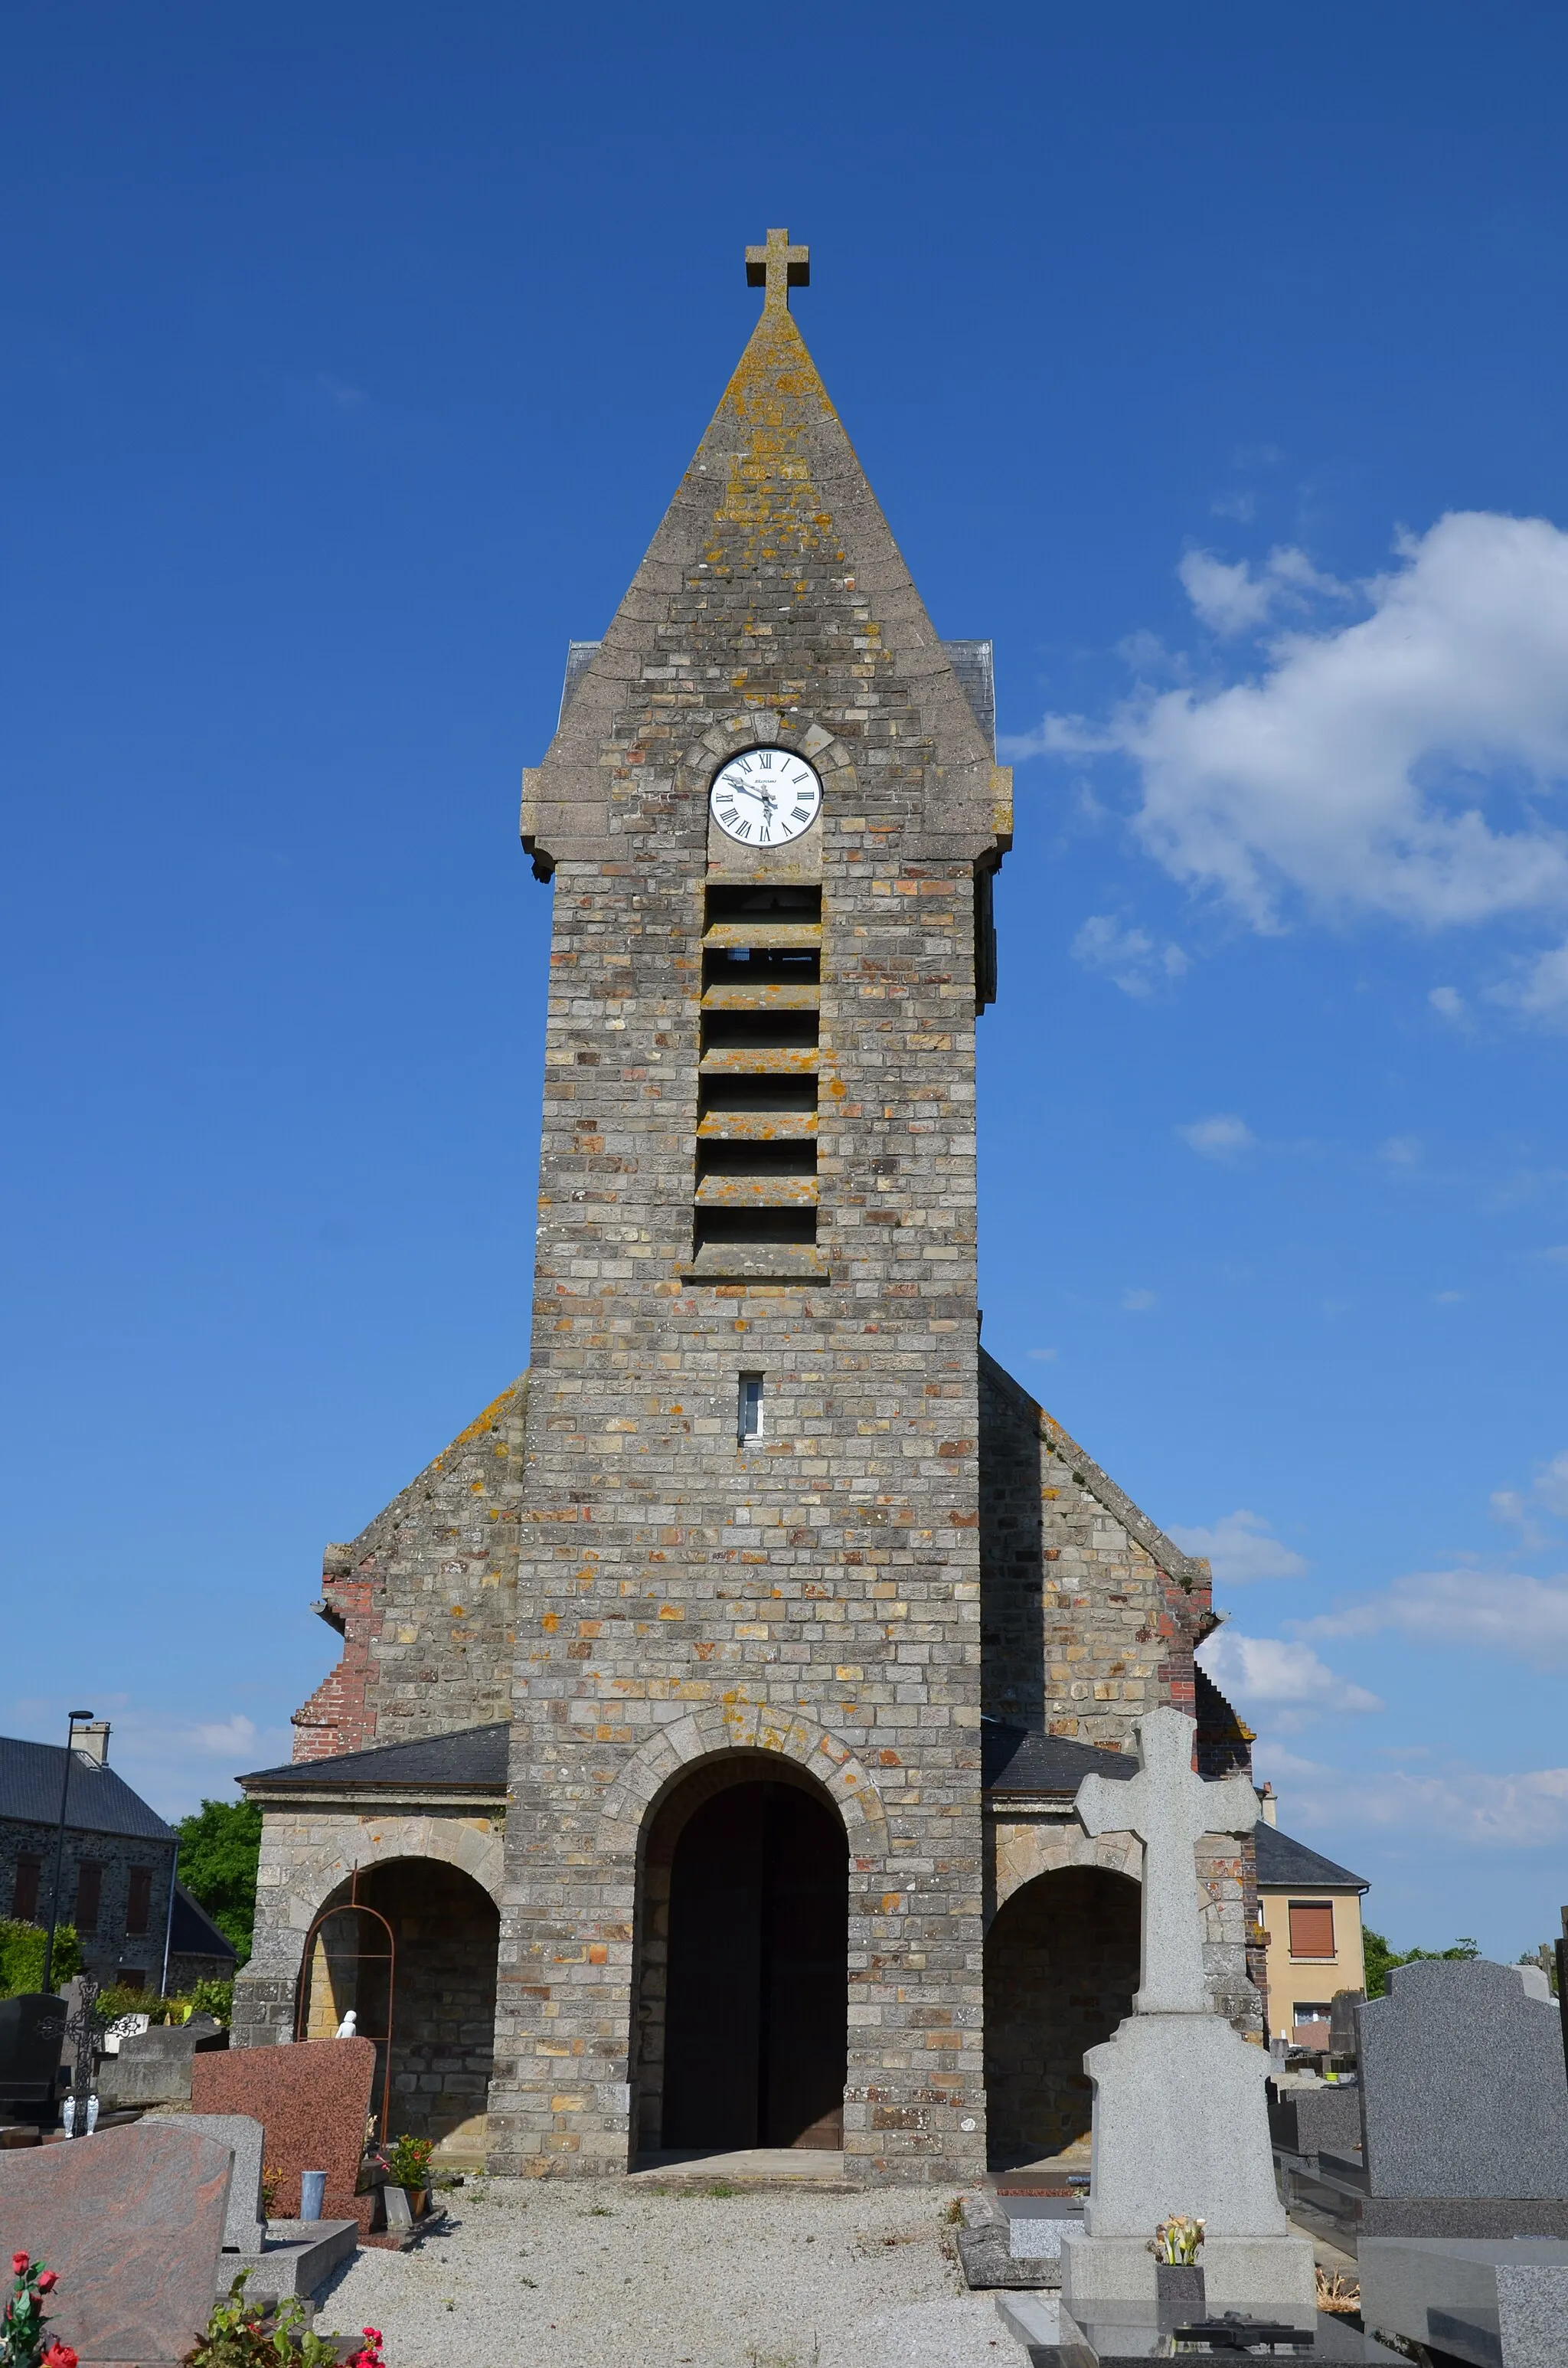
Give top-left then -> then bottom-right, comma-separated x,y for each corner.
11,2255 -> 28,2276
42,2343 -> 79,2368
37,2272 -> 58,2293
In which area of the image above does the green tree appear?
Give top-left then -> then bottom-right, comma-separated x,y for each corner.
176,1798 -> 263,1967
1363,1927 -> 1478,1999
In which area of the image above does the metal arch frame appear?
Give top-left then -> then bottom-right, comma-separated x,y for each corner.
293,1866 -> 395,2145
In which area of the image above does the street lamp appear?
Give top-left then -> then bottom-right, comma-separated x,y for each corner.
41,1712 -> 96,1994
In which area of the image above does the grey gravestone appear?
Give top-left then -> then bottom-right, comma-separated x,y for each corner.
0,1994 -> 67,2111
1329,1990 -> 1363,2058
1361,2236 -> 1568,2368
149,2110 -> 265,2252
1268,2080 -> 1362,2158
1357,1960 -> 1568,2200
100,2013 -> 227,2108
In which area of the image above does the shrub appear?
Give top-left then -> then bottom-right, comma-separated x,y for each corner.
0,1922 -> 80,2002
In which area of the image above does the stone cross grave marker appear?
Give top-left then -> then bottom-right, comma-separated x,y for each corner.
1075,1702 -> 1260,2013
1062,1704 -> 1315,2314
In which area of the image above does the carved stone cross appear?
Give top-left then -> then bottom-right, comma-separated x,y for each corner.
1075,1704 -> 1259,2016
745,227 -> 810,312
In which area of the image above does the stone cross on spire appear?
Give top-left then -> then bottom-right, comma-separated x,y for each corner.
1075,1704 -> 1260,2016
746,227 -> 810,311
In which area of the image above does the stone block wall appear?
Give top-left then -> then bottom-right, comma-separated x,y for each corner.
0,1818 -> 175,1986
978,1351 -> 1211,1743
291,1379 -> 528,1761
492,286 -> 1010,2186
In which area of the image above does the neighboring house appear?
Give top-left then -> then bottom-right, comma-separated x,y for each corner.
0,1727 -> 234,1992
1255,1813 -> 1368,2048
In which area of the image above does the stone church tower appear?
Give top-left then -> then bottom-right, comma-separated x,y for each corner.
235,235 -> 1258,2187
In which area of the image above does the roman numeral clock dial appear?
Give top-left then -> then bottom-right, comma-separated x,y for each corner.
709,747 -> 823,846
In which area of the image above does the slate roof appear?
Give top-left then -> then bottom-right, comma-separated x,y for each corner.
169,1882 -> 237,1963
239,1722 -> 510,1794
0,1736 -> 175,1843
981,1722 -> 1136,1796
1255,1822 -> 1367,1892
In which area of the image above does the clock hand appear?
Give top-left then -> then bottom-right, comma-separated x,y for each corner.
727,780 -> 777,809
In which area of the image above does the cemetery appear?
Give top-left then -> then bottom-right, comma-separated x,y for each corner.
2,1696 -> 1564,2368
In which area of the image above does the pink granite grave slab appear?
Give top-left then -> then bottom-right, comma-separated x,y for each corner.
0,2121 -> 230,2364
193,2036 -> 377,2234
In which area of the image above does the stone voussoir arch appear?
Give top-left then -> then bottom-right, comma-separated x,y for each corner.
991,1821 -> 1143,1918
676,711 -> 859,800
281,1814 -> 506,1935
598,1702 -> 889,1864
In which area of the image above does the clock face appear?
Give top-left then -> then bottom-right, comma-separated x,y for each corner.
709,747 -> 822,847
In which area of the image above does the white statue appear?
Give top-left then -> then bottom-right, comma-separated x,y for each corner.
335,2009 -> 358,2038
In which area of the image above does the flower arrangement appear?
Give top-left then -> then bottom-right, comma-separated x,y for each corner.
1148,2215 -> 1206,2265
260,2165 -> 282,2220
382,2135 -> 435,2193
186,2272 -> 344,2368
2,2252 -> 75,2368
348,2332 -> 385,2368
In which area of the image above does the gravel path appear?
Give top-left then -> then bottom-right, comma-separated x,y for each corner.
314,2178 -> 1035,2368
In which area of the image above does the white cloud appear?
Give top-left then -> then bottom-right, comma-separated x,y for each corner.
1178,1114 -> 1257,1160
1429,985 -> 1465,1020
1177,545 -> 1351,639
1259,1744 -> 1568,1851
1121,1287 -> 1157,1312
1301,1567 -> 1568,1668
1027,1347 -> 1059,1363
1498,937 -> 1568,1026
1168,1509 -> 1308,1584
1072,914 -> 1188,996
1534,1451 -> 1568,1518
1198,1628 -> 1383,1723
1432,1289 -> 1466,1304
1009,512 -> 1568,934
1378,1134 -> 1422,1166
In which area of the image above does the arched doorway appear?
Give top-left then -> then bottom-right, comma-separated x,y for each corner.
306,1856 -> 499,2163
984,1865 -> 1140,2168
635,1757 -> 848,2156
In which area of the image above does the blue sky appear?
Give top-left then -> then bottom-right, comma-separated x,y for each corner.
4,4 -> 1567,1958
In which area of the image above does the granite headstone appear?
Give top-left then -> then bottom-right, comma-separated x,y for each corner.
1357,1960 -> 1568,2202
192,2036 -> 376,2236
0,2120 -> 231,2364
0,1994 -> 67,2112
1360,2236 -> 1568,2368
147,2110 -> 266,2252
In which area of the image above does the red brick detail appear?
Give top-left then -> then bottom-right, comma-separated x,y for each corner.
290,1575 -> 381,1761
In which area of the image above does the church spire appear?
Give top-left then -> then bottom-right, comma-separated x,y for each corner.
743,226 -> 810,312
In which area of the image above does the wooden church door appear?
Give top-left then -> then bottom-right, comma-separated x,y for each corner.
662,1780 -> 848,2150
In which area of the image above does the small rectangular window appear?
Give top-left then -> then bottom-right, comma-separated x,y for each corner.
127,1866 -> 153,1936
1288,1901 -> 1336,1959
11,1856 -> 41,1922
73,1859 -> 103,1934
739,1372 -> 764,1441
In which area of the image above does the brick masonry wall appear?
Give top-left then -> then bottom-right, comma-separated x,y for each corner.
493,284 -> 1010,2185
0,1817 -> 175,1986
290,1379 -> 528,1761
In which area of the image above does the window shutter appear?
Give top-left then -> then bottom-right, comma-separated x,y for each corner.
127,1866 -> 153,1936
1289,1900 -> 1335,1958
11,1856 -> 41,1922
73,1860 -> 103,1934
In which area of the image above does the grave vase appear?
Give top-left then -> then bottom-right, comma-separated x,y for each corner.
1155,2262 -> 1205,2307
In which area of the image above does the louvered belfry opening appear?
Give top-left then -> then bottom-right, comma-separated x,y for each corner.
694,884 -> 821,1264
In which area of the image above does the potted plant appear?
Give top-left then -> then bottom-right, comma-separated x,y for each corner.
1148,2214 -> 1206,2307
382,2134 -> 435,2220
